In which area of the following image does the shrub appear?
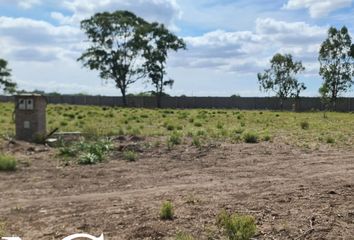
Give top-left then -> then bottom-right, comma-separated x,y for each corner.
175,232 -> 195,240
160,201 -> 174,220
300,121 -> 309,130
243,132 -> 259,143
60,138 -> 113,165
123,150 -> 138,162
217,210 -> 257,240
0,154 -> 17,171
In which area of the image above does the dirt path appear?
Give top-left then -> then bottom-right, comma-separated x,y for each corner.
0,140 -> 353,239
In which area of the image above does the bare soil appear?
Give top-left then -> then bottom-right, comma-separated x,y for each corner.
0,138 -> 353,240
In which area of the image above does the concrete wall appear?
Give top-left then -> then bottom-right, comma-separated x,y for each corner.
1,95 -> 354,111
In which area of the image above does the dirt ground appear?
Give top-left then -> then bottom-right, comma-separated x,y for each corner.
0,138 -> 353,240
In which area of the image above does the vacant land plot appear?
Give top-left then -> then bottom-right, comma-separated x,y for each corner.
1,102 -> 354,148
0,103 -> 354,239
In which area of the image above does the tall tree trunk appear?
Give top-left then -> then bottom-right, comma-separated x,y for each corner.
121,88 -> 127,107
156,93 -> 162,108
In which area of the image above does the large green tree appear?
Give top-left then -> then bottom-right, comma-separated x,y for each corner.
142,23 -> 186,108
78,11 -> 148,106
318,26 -> 354,109
257,53 -> 306,109
0,59 -> 16,94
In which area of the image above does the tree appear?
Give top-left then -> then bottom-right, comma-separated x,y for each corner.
0,59 -> 16,94
318,26 -> 354,109
257,53 -> 306,109
78,11 -> 148,106
142,23 -> 186,108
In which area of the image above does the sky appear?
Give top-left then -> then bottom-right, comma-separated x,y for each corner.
0,0 -> 353,97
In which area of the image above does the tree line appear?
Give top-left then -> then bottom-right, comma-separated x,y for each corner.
258,26 -> 354,110
0,10 -> 354,109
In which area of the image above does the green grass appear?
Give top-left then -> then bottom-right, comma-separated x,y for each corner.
0,154 -> 17,171
217,210 -> 257,240
123,150 -> 138,161
1,102 -> 354,148
160,201 -> 174,220
175,232 -> 195,240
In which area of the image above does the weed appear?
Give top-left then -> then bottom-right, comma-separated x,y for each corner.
0,221 -> 6,237
326,136 -> 335,144
194,122 -> 203,127
168,132 -> 182,148
123,150 -> 138,161
166,124 -> 175,131
262,134 -> 271,142
217,210 -> 257,240
192,136 -> 202,148
0,154 -> 17,171
160,201 -> 174,220
300,121 -> 310,130
60,138 -> 113,165
243,132 -> 259,143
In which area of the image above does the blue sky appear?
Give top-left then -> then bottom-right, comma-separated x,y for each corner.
0,0 -> 353,96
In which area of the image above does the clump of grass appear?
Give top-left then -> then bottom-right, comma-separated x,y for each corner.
166,124 -> 175,131
194,122 -> 203,127
242,132 -> 259,143
175,232 -> 195,240
168,132 -> 182,148
326,136 -> 335,144
160,201 -> 174,220
217,210 -> 257,240
123,150 -> 138,161
0,221 -> 6,237
262,134 -> 271,142
0,154 -> 17,171
192,136 -> 202,148
300,121 -> 310,130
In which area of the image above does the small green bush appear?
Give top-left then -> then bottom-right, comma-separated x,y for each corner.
0,154 -> 17,171
175,232 -> 195,240
160,201 -> 174,220
217,210 -> 257,240
123,150 -> 138,161
242,132 -> 259,143
59,138 -> 113,165
300,121 -> 309,130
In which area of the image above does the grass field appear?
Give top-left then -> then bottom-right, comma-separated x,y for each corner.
1,102 -> 354,148
0,103 -> 354,148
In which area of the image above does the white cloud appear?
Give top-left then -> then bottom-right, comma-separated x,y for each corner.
0,17 -> 83,62
0,0 -> 41,9
52,0 -> 181,30
283,0 -> 352,18
173,18 -> 327,75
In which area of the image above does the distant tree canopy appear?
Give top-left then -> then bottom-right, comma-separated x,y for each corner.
78,10 -> 186,107
318,26 -> 354,108
0,58 -> 16,94
142,22 -> 186,107
257,53 -> 306,108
